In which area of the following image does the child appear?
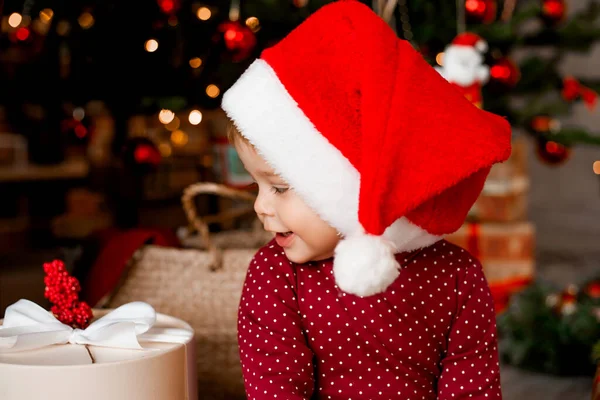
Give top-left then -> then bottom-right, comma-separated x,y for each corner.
222,1 -> 511,399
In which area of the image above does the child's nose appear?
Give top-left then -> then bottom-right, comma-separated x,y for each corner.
254,193 -> 274,217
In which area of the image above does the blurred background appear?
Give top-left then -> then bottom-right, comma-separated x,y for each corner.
0,0 -> 598,398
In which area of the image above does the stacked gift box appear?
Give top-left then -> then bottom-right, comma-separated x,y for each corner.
446,137 -> 535,313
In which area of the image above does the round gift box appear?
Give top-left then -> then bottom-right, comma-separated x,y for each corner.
0,309 -> 197,400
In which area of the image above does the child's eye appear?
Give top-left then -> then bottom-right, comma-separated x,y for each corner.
271,186 -> 289,195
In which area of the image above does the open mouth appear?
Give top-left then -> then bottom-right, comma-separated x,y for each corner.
275,231 -> 295,247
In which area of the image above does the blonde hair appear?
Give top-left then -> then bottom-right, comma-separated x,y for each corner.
226,119 -> 248,145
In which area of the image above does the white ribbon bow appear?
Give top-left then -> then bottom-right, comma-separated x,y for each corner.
0,299 -> 189,353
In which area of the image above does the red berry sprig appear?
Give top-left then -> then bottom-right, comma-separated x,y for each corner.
43,260 -> 93,329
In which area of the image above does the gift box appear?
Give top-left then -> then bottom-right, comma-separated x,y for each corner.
0,301 -> 197,400
444,222 -> 535,261
468,176 -> 529,222
486,136 -> 528,181
468,137 -> 529,222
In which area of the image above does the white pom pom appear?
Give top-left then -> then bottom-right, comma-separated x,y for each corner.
333,234 -> 400,297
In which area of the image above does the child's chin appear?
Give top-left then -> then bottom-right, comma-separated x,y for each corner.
283,248 -> 311,264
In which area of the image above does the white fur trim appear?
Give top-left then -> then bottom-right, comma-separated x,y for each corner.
222,59 -> 441,253
333,234 -> 400,296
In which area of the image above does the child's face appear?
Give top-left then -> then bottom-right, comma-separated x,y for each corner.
235,140 -> 340,263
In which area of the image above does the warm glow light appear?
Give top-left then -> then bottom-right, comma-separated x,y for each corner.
39,9 -> 54,23
197,7 -> 211,21
78,12 -> 94,29
145,39 -> 159,52
159,143 -> 172,157
206,84 -> 220,98
245,16 -> 260,32
8,13 -> 22,28
15,27 -> 29,41
56,20 -> 71,36
166,117 -> 181,131
189,57 -> 202,68
170,130 -> 189,147
158,109 -> 175,124
188,110 -> 203,125
593,161 -> 600,175
73,107 -> 85,121
168,16 -> 178,26
436,52 -> 444,66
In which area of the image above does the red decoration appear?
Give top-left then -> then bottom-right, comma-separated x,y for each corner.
541,0 -> 566,25
217,21 -> 256,62
15,27 -> 30,41
585,281 -> 600,299
465,0 -> 497,24
490,57 -> 520,87
536,137 -> 571,165
530,115 -> 560,133
562,76 -> 598,111
122,137 -> 162,170
157,0 -> 180,15
43,260 -> 93,329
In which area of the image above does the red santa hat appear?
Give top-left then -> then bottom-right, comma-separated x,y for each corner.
451,32 -> 488,53
222,0 -> 511,297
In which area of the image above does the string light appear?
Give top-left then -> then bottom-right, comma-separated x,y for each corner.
145,39 -> 159,52
197,7 -> 211,21
56,20 -> 71,36
593,161 -> 600,175
8,13 -> 22,28
159,143 -> 172,157
189,110 -> 203,125
436,52 -> 444,66
189,57 -> 202,68
78,12 -> 94,29
73,107 -> 85,121
166,117 -> 181,131
15,27 -> 30,41
171,130 -> 189,146
39,9 -> 54,23
245,17 -> 260,32
206,84 -> 220,98
158,109 -> 175,124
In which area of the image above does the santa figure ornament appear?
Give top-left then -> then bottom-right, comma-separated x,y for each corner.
436,32 -> 490,108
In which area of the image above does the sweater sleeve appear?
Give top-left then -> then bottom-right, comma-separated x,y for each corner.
437,261 -> 503,400
237,244 -> 315,399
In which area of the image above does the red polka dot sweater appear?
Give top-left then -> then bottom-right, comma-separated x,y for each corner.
237,239 -> 502,399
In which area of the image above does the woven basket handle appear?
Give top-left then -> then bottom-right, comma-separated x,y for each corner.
181,182 -> 257,270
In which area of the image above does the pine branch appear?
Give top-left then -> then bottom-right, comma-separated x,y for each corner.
541,128 -> 600,147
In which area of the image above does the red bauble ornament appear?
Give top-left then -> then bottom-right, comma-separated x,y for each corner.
465,0 -> 497,24
585,281 -> 600,300
122,137 -> 162,171
157,0 -> 180,15
217,21 -> 256,62
536,137 -> 571,166
490,57 -> 520,87
541,0 -> 566,25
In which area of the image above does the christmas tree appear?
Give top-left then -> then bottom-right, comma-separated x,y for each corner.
1,0 -> 598,163
392,0 -> 600,164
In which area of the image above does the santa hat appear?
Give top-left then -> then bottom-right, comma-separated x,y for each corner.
222,1 -> 511,297
450,32 -> 488,53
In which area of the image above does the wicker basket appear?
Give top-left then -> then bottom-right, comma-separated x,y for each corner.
106,183 -> 270,399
